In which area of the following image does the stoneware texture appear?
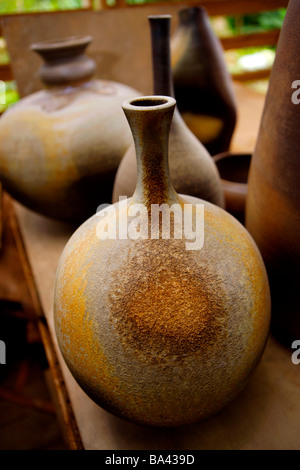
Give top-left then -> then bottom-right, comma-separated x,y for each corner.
213,152 -> 251,224
246,0 -> 300,344
112,15 -> 224,208
0,36 -> 139,222
54,96 -> 271,428
171,6 -> 237,156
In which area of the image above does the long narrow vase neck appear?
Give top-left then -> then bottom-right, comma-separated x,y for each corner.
122,96 -> 179,208
149,15 -> 175,98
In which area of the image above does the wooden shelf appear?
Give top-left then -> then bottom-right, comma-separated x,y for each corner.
104,0 -> 289,15
0,63 -> 13,82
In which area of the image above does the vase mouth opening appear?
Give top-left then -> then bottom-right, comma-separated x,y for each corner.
213,152 -> 252,185
31,35 -> 92,53
179,6 -> 206,23
148,14 -> 172,21
123,95 -> 176,111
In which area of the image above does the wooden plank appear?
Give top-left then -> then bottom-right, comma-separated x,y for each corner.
0,192 -> 82,448
0,193 -> 31,304
7,196 -> 84,450
0,64 -> 13,81
36,317 -> 84,450
0,7 -> 92,17
1,8 -> 166,97
230,81 -> 266,153
0,182 -> 2,250
0,6 -> 285,99
112,0 -> 127,7
232,69 -> 272,82
0,387 -> 56,414
0,0 -> 289,15
221,29 -> 280,50
116,0 -> 289,15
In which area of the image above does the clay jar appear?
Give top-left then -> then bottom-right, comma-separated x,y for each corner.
0,36 -> 139,221
213,152 -> 251,224
112,15 -> 224,208
246,0 -> 300,344
54,95 -> 270,427
171,6 -> 237,155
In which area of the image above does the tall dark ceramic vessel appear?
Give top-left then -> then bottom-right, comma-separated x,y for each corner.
171,6 -> 237,156
246,0 -> 300,344
113,15 -> 224,208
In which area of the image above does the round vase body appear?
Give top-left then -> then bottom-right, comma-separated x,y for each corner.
54,96 -> 270,427
0,36 -> 139,221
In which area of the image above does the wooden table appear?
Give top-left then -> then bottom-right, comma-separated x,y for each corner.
11,83 -> 300,450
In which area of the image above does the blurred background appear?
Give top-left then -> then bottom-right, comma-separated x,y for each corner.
0,0 -> 287,115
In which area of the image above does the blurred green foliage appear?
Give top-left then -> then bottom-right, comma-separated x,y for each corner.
227,9 -> 286,35
0,0 -> 84,14
0,81 -> 19,113
126,0 -> 161,4
0,0 -> 287,31
0,49 -> 9,65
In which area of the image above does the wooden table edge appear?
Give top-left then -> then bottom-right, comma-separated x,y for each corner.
8,195 -> 84,450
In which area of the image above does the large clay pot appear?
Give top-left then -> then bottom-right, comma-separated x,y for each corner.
171,6 -> 237,155
213,152 -> 251,224
0,36 -> 139,221
246,0 -> 300,344
112,15 -> 224,208
54,95 -> 270,428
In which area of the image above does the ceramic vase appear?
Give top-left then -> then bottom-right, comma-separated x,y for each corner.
246,0 -> 300,344
0,36 -> 139,221
171,6 -> 237,156
112,15 -> 224,208
213,152 -> 251,224
54,95 -> 270,427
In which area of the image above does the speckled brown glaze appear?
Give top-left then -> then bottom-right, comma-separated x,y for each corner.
112,15 -> 224,208
246,0 -> 300,344
0,36 -> 139,221
54,96 -> 270,427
